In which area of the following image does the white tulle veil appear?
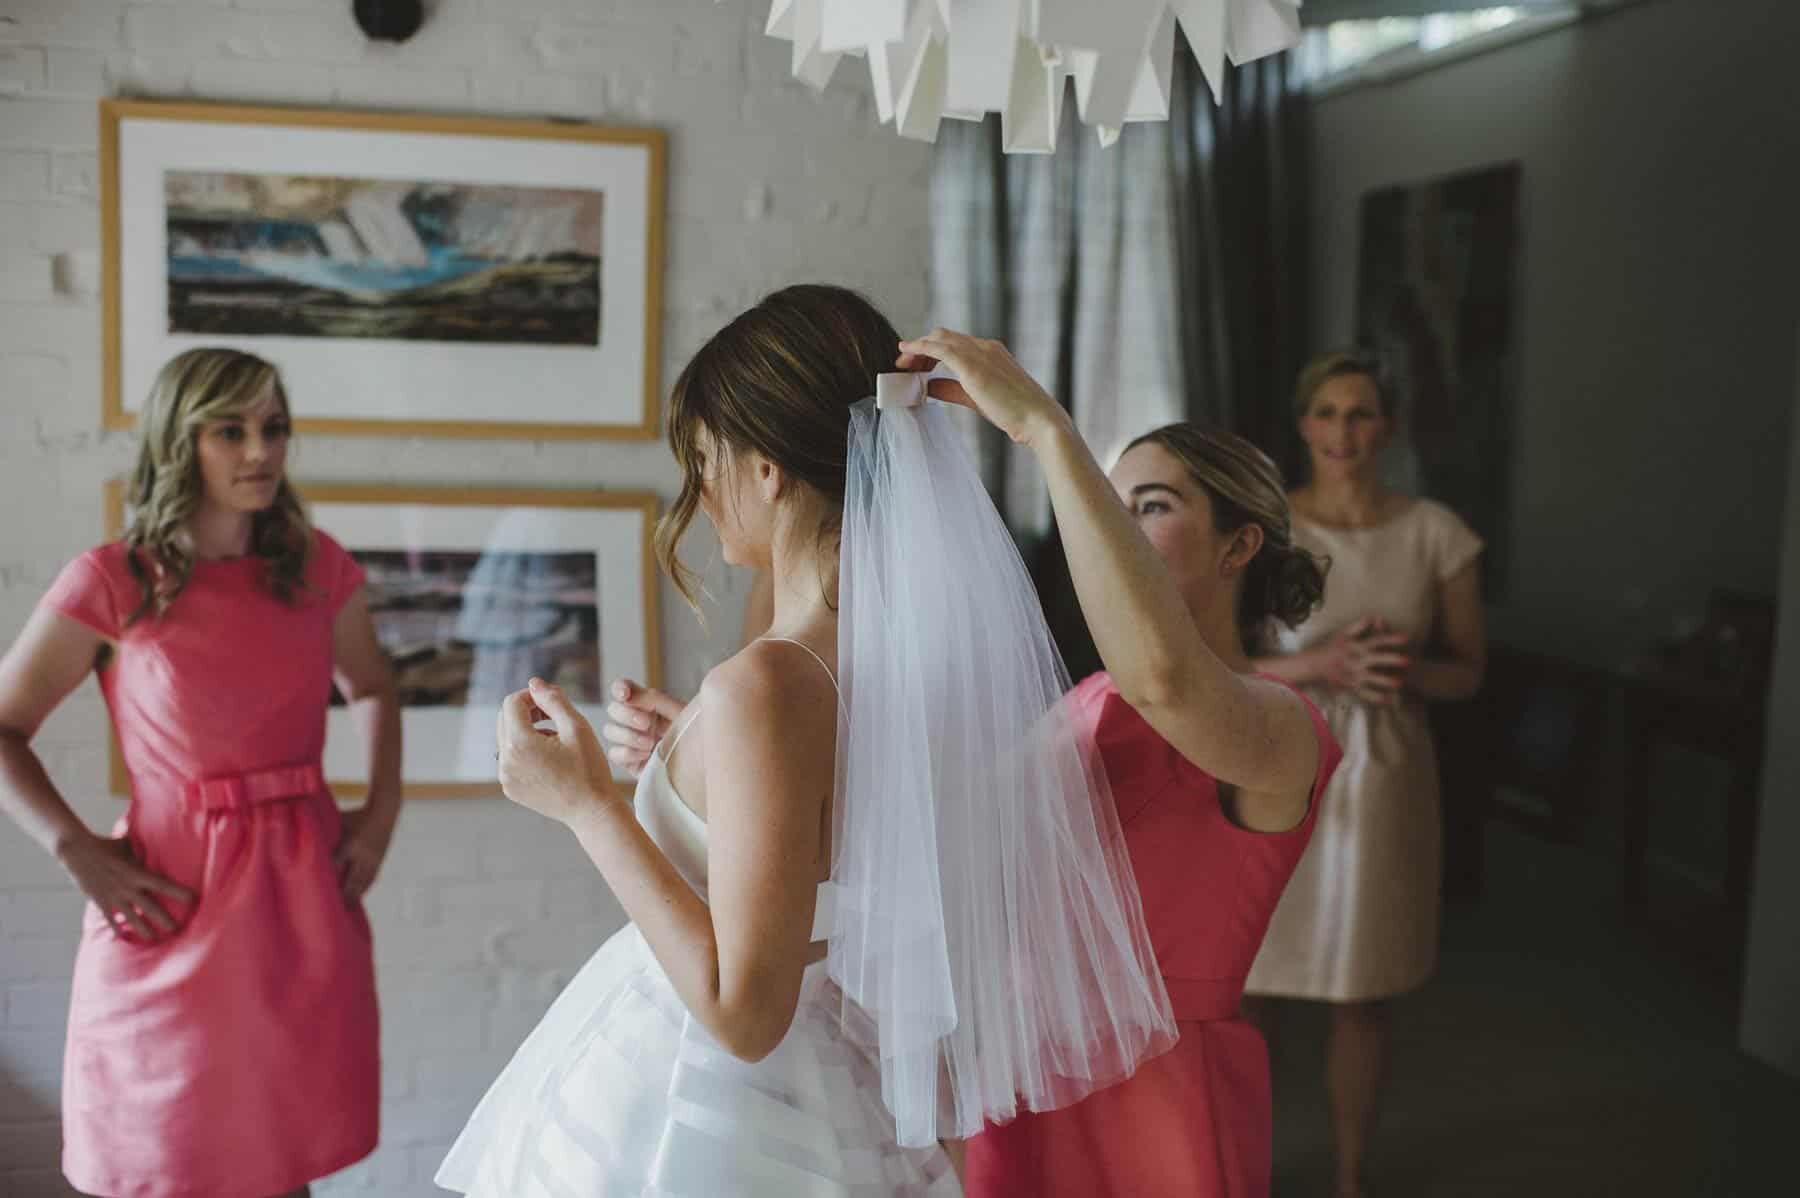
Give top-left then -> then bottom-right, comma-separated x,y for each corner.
828,371 -> 1177,1148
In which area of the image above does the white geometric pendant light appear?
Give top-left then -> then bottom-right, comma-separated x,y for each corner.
735,0 -> 1303,152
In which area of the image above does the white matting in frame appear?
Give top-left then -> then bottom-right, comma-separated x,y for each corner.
309,486 -> 661,799
102,100 -> 665,441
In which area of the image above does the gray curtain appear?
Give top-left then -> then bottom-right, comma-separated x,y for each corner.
931,88 -> 1188,544
929,46 -> 1311,674
1174,48 -> 1313,478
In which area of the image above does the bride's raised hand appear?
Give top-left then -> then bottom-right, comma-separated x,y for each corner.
896,330 -> 1071,449
601,678 -> 686,777
497,678 -> 616,824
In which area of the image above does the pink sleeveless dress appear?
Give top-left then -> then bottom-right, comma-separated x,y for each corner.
41,532 -> 380,1198
964,672 -> 1342,1198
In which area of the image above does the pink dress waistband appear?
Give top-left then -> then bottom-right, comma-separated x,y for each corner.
182,762 -> 326,813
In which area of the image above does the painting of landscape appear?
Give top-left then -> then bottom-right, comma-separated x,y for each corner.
164,171 -> 603,345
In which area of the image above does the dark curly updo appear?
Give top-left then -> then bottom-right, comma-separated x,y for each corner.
1121,423 -> 1328,646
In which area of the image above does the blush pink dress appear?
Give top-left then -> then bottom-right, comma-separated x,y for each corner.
41,531 -> 380,1198
1247,498 -> 1484,1002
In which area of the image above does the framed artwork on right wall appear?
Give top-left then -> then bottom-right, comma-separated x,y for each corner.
1356,161 -> 1523,597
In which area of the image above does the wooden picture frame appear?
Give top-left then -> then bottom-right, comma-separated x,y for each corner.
105,482 -> 662,799
101,99 -> 665,440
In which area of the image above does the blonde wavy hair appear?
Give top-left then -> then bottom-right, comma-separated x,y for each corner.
1292,349 -> 1390,421
123,348 -> 312,624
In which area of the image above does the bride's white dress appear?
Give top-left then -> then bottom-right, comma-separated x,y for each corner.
436,651 -> 960,1197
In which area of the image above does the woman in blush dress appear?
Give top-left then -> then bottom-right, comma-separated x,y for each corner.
1248,351 -> 1486,1198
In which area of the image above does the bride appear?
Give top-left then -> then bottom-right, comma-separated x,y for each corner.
436,284 -> 1174,1196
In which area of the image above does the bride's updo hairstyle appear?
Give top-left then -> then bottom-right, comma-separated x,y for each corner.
654,284 -> 902,607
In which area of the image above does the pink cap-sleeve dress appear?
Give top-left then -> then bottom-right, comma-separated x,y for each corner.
42,532 -> 380,1198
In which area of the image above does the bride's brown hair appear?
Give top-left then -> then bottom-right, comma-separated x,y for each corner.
655,284 -> 902,607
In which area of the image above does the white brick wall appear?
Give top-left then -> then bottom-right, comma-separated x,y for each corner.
0,2 -> 931,1193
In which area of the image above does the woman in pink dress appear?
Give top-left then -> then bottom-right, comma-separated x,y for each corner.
0,348 -> 401,1197
897,332 -> 1343,1198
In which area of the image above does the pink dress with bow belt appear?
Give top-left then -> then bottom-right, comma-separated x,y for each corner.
41,533 -> 379,1198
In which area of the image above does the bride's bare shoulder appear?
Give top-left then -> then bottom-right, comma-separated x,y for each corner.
700,640 -> 835,733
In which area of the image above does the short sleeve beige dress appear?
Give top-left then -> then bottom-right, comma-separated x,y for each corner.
1245,497 -> 1484,1002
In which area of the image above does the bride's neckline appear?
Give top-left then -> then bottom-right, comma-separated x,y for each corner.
649,719 -> 707,829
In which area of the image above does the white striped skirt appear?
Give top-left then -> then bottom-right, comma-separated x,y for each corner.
436,924 -> 959,1198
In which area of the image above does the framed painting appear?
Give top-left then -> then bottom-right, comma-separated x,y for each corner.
1356,161 -> 1523,597
105,482 -> 662,798
100,99 -> 665,440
